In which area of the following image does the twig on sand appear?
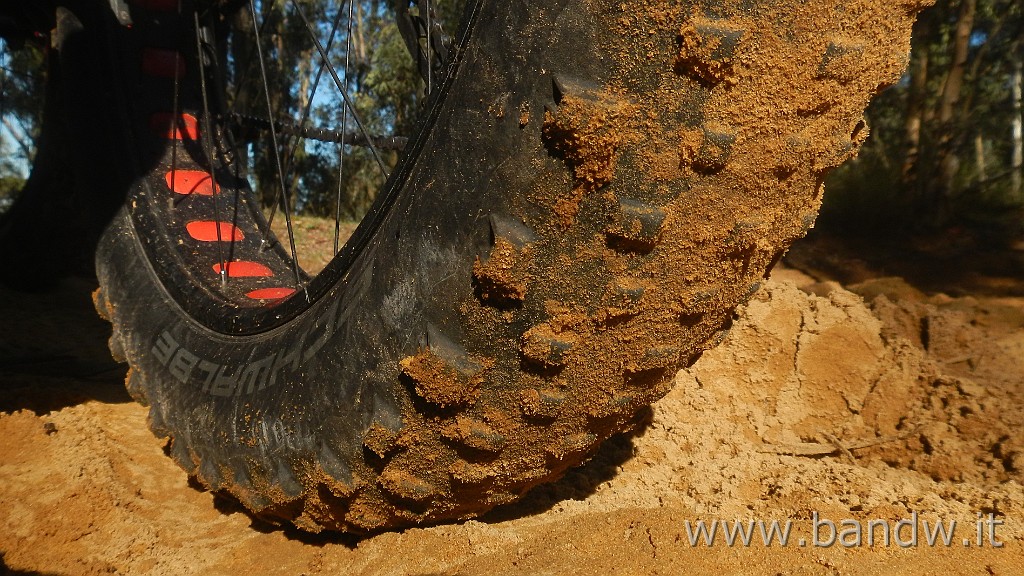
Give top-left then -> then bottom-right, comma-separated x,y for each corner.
820,431 -> 857,463
758,428 -> 918,459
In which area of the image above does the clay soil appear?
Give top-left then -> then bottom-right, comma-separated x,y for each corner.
1,225 -> 1021,575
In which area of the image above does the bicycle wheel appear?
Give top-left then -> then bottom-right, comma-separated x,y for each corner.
92,0 -> 927,532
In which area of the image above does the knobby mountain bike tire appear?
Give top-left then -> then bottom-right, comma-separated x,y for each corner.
90,0 -> 928,532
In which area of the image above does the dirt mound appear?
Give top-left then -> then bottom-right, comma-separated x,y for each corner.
649,275 -> 1021,520
1,273 -> 1021,573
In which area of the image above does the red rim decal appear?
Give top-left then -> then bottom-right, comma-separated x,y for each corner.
165,170 -> 220,196
213,261 -> 274,278
141,48 -> 186,79
186,221 -> 244,242
150,113 -> 198,140
246,288 -> 297,301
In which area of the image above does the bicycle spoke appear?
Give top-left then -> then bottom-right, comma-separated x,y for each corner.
282,2 -> 345,176
334,0 -> 356,255
169,0 -> 183,208
229,113 -> 407,148
425,0 -> 432,94
194,11 -> 228,286
228,0 -> 276,116
395,1 -> 452,92
151,0 -> 455,303
260,0 -> 348,251
248,0 -> 305,293
291,0 -> 390,180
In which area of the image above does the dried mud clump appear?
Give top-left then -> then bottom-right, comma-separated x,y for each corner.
377,462 -> 446,507
362,422 -> 401,458
472,237 -> 530,305
605,200 -> 668,249
542,95 -> 627,189
399,350 -> 482,408
679,124 -> 738,174
521,324 -> 578,369
675,19 -> 745,86
441,415 -> 507,454
542,93 -> 635,224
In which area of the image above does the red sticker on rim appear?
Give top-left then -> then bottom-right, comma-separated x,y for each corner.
245,288 -> 297,301
213,261 -> 274,278
185,221 -> 244,242
165,170 -> 220,196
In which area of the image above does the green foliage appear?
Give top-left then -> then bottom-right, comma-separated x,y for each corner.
3,0 -> 1021,244
820,74 -> 913,232
225,0 -> 464,220
1,0 -> 466,223
823,0 -> 1024,241
0,40 -> 46,207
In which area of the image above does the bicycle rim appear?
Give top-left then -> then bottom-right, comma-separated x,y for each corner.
117,0 -> 473,335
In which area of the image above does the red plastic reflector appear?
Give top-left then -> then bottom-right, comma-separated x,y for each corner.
130,0 -> 179,10
185,221 -> 244,242
141,48 -> 185,79
165,170 -> 220,196
213,261 -> 273,278
246,288 -> 297,301
150,113 -> 198,140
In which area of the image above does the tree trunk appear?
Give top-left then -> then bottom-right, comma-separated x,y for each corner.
974,133 -> 986,185
1012,54 -> 1022,199
902,9 -> 932,191
928,0 -> 976,225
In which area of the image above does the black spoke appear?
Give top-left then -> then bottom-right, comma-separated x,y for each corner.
248,0 -> 305,293
291,0 -> 390,179
228,113 -> 407,149
155,0 -> 452,302
334,0 -> 356,255
194,11 -> 228,286
228,0 -> 277,116
169,0 -> 183,209
425,0 -> 433,94
259,0 -> 348,248
395,1 -> 452,91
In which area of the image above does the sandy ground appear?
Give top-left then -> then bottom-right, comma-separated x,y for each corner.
1,260 -> 1022,574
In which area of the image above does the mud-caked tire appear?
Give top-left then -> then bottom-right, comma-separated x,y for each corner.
94,0 -> 928,532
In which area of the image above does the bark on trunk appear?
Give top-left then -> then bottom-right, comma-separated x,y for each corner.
902,9 -> 932,191
1012,55 -> 1022,199
974,133 -> 986,185
928,0 -> 977,225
